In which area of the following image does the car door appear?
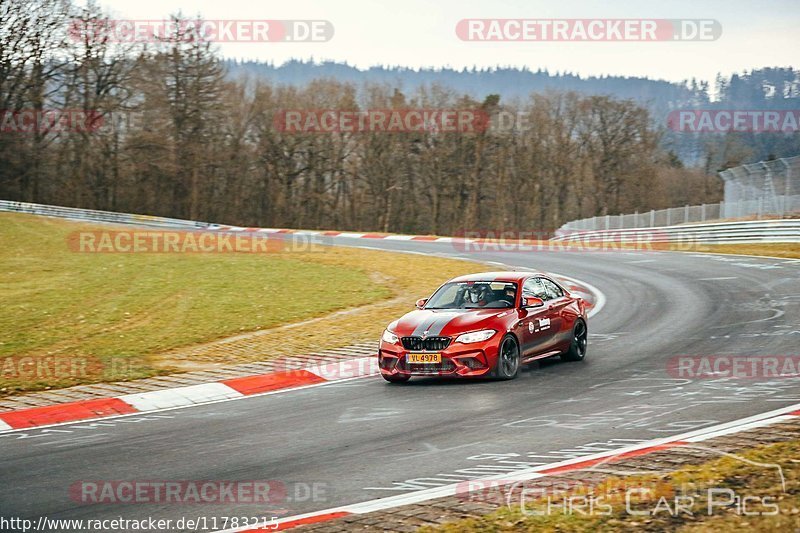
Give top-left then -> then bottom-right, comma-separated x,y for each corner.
518,277 -> 559,357
540,277 -> 570,350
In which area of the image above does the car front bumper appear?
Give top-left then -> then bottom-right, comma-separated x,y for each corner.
377,338 -> 500,377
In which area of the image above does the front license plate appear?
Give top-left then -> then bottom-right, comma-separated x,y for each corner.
407,353 -> 442,364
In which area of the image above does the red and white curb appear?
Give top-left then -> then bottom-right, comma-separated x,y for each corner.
0,358 -> 378,432
216,403 -> 800,532
214,226 -> 469,243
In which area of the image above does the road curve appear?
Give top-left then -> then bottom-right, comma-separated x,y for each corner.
2,238 -> 799,531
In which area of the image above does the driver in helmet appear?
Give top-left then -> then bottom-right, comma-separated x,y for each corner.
463,284 -> 493,307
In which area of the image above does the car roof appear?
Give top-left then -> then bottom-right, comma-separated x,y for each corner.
447,271 -> 546,284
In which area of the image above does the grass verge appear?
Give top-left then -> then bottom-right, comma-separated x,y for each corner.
690,243 -> 800,260
0,213 -> 474,394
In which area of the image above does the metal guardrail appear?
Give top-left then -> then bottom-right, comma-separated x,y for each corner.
1,200 -> 798,245
559,156 -> 800,233
0,200 -> 210,229
552,219 -> 800,244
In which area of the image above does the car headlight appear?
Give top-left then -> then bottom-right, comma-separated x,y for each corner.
382,329 -> 399,344
455,329 -> 496,344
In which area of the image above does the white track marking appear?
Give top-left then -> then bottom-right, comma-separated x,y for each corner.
681,250 -> 800,264
548,272 -> 606,319
673,403 -> 800,441
684,415 -> 797,442
698,276 -> 738,281
352,245 -> 390,251
119,383 -> 243,411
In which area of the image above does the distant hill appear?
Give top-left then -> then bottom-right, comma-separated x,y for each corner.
225,59 -> 705,109
224,60 -> 800,165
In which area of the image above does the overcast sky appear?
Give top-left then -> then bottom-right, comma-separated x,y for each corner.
90,0 -> 798,84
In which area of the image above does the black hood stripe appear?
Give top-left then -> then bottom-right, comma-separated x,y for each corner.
410,311 -> 462,337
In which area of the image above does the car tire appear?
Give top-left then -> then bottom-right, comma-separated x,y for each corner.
382,373 -> 410,384
561,319 -> 588,362
493,334 -> 520,380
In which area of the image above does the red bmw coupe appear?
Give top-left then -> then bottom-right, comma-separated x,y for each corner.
378,271 -> 588,383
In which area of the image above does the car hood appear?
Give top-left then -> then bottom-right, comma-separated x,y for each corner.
389,308 -> 512,338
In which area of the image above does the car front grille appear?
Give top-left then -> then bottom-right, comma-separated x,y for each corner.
401,336 -> 452,351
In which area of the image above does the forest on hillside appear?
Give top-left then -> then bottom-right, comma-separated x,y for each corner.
228,61 -> 800,166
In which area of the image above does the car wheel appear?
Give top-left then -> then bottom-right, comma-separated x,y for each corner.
493,335 -> 520,380
561,319 -> 588,362
382,373 -> 410,384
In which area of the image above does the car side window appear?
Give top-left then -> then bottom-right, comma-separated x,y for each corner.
521,278 -> 535,296
523,277 -> 549,300
541,278 -> 564,300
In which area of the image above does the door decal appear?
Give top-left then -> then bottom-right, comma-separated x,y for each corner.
529,317 -> 551,333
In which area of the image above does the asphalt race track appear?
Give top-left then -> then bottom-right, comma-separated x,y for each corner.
2,236 -> 799,530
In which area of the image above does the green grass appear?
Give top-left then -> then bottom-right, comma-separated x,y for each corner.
0,213 -> 390,392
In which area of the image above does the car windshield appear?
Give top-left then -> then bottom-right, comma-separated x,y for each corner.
425,281 -> 517,310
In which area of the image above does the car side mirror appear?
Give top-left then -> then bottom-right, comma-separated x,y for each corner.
522,296 -> 544,308
415,298 -> 428,309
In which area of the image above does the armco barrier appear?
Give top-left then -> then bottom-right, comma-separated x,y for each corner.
552,219 -> 800,244
1,200 -> 799,244
0,200 -> 208,229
